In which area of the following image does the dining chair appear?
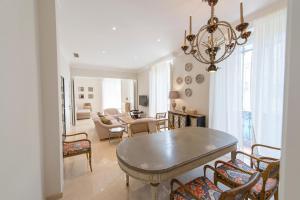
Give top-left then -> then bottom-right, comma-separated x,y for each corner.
170,164 -> 261,200
156,112 -> 167,131
214,147 -> 280,200
63,132 -> 92,172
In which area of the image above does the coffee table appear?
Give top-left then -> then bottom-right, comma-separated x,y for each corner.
108,127 -> 124,143
116,127 -> 238,200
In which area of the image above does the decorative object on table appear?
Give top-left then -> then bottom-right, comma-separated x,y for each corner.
184,75 -> 193,85
196,74 -> 205,84
181,0 -> 251,72
79,94 -> 84,99
176,77 -> 183,85
88,87 -> 94,92
78,87 -> 84,92
185,62 -> 193,72
182,106 -> 186,113
169,91 -> 180,110
185,88 -> 192,97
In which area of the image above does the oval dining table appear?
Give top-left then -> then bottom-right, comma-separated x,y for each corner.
116,127 -> 238,200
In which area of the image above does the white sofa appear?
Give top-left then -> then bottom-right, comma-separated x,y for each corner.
92,114 -> 123,140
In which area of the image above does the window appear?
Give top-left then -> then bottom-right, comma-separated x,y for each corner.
102,78 -> 122,111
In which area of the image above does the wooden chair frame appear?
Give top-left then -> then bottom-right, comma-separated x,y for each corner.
156,112 -> 167,131
170,164 -> 261,200
214,151 -> 280,200
63,132 -> 92,172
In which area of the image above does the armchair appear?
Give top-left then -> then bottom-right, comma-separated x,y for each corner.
214,146 -> 280,200
170,163 -> 261,200
63,132 -> 92,172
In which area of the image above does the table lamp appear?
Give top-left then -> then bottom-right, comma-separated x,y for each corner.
169,91 -> 180,110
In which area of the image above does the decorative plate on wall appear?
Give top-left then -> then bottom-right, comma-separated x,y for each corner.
185,63 -> 193,72
176,77 -> 183,85
196,74 -> 205,84
185,88 -> 192,97
185,76 -> 192,85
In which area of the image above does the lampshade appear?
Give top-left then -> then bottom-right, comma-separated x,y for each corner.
169,91 -> 180,99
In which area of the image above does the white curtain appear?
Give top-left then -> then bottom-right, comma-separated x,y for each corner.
149,61 -> 171,117
102,78 -> 122,111
251,9 -> 287,157
121,79 -> 135,110
209,47 -> 244,149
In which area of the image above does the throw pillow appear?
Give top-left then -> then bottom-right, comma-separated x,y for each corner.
100,117 -> 112,125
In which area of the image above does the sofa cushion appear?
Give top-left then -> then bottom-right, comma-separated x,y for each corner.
100,116 -> 112,125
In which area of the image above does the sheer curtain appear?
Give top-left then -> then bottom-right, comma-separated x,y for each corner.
102,78 -> 122,111
251,9 -> 287,156
209,47 -> 244,149
149,61 -> 171,117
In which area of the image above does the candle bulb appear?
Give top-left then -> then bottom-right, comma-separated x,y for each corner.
189,16 -> 192,35
184,30 -> 187,45
240,2 -> 244,24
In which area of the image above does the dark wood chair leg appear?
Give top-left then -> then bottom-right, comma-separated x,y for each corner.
274,190 -> 279,200
89,151 -> 92,172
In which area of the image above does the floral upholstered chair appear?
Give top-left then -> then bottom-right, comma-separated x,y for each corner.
214,144 -> 280,200
170,164 -> 261,200
63,132 -> 92,172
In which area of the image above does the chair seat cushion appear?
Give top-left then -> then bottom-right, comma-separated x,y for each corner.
173,177 -> 222,200
64,141 -> 90,156
252,155 -> 275,171
216,159 -> 278,199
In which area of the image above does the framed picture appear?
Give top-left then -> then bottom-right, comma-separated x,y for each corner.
88,87 -> 94,92
79,94 -> 84,99
88,94 -> 94,99
78,87 -> 84,92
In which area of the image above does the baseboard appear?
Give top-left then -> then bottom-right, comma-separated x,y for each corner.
46,192 -> 63,200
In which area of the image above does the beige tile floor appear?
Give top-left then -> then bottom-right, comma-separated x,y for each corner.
62,119 -> 229,200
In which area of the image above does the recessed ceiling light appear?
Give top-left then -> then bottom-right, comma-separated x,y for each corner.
101,50 -> 107,54
112,26 -> 117,31
157,38 -> 161,42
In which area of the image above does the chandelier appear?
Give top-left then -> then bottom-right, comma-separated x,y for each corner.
181,0 -> 251,72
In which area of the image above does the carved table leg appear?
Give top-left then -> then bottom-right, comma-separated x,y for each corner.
126,174 -> 129,186
151,183 -> 159,200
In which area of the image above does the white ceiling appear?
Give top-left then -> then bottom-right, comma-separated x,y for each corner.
57,0 -> 280,70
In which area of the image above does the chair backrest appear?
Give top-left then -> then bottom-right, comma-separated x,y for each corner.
130,122 -> 149,135
156,112 -> 166,119
220,172 -> 261,200
104,108 -> 120,115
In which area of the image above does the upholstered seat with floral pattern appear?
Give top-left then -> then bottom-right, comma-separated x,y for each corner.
63,132 -> 92,172
63,140 -> 90,157
173,177 -> 222,200
215,158 -> 279,200
170,164 -> 261,200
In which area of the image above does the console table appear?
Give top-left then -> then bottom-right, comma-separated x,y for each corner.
168,110 -> 206,129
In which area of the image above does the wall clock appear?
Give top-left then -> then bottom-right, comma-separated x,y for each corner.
196,74 -> 205,84
185,88 -> 192,97
176,77 -> 183,84
185,63 -> 193,72
185,76 -> 192,85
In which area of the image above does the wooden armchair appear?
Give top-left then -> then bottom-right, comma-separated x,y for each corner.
170,164 -> 261,200
214,150 -> 280,200
250,144 -> 281,172
156,112 -> 167,131
63,132 -> 92,172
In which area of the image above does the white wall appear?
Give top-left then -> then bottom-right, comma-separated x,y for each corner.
172,53 -> 210,118
279,0 -> 300,199
71,64 -> 137,80
0,0 -> 44,199
137,69 -> 150,115
74,77 -> 102,113
137,54 -> 210,120
39,0 -> 63,198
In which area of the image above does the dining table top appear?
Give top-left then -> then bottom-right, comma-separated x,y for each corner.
116,127 -> 238,174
